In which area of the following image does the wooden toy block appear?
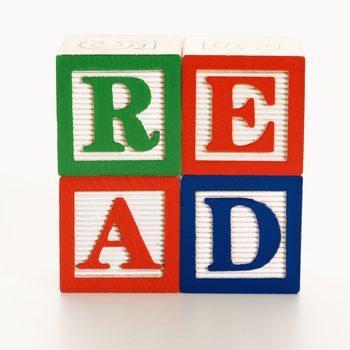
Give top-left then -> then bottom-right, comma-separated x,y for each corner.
60,176 -> 179,292
182,37 -> 305,175
180,176 -> 302,293
56,35 -> 181,176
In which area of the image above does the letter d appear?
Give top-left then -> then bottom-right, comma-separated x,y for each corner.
204,198 -> 281,271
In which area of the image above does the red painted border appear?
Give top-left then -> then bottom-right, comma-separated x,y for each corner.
182,55 -> 305,175
60,176 -> 180,293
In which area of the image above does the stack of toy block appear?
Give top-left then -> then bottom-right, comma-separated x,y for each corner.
57,36 -> 304,293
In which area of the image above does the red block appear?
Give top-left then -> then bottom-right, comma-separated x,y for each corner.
60,176 -> 180,292
182,37 -> 305,175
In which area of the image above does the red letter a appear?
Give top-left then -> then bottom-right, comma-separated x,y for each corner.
206,76 -> 275,152
77,197 -> 161,270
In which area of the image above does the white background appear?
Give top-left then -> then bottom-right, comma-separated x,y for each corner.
1,0 -> 349,349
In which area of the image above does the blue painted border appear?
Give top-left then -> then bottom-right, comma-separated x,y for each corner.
180,176 -> 302,294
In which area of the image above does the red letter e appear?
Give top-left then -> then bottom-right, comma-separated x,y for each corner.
206,76 -> 275,152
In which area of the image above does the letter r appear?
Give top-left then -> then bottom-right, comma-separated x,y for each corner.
83,76 -> 160,153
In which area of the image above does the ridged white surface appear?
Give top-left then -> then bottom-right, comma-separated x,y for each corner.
195,70 -> 289,161
195,191 -> 286,278
72,70 -> 165,161
74,191 -> 164,278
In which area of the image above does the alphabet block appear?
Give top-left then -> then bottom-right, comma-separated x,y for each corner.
60,176 -> 179,292
182,37 -> 305,175
180,176 -> 302,293
57,35 -> 181,176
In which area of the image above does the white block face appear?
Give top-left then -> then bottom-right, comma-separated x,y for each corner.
74,191 -> 164,278
195,191 -> 286,278
72,70 -> 165,161
60,35 -> 182,55
195,70 -> 289,161
184,37 -> 303,56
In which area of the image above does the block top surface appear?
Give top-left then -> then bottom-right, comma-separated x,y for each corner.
58,35 -> 182,55
184,36 -> 303,56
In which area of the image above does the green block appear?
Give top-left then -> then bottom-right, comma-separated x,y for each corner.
57,40 -> 181,176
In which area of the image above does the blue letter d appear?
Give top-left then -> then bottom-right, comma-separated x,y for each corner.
204,198 -> 281,271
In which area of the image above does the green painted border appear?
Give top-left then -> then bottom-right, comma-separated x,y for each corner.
56,55 -> 181,175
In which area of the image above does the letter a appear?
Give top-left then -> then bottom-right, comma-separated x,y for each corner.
77,197 -> 161,270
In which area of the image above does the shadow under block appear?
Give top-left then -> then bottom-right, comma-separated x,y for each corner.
57,35 -> 181,176
182,37 -> 305,175
180,176 -> 302,294
60,176 -> 180,293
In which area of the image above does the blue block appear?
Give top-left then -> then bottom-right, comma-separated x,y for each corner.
180,176 -> 302,294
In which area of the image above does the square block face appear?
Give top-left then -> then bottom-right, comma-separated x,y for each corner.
57,55 -> 181,175
196,70 -> 289,162
74,191 -> 165,278
60,177 -> 179,292
182,56 -> 305,175
180,176 -> 302,293
195,190 -> 286,279
72,70 -> 165,162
